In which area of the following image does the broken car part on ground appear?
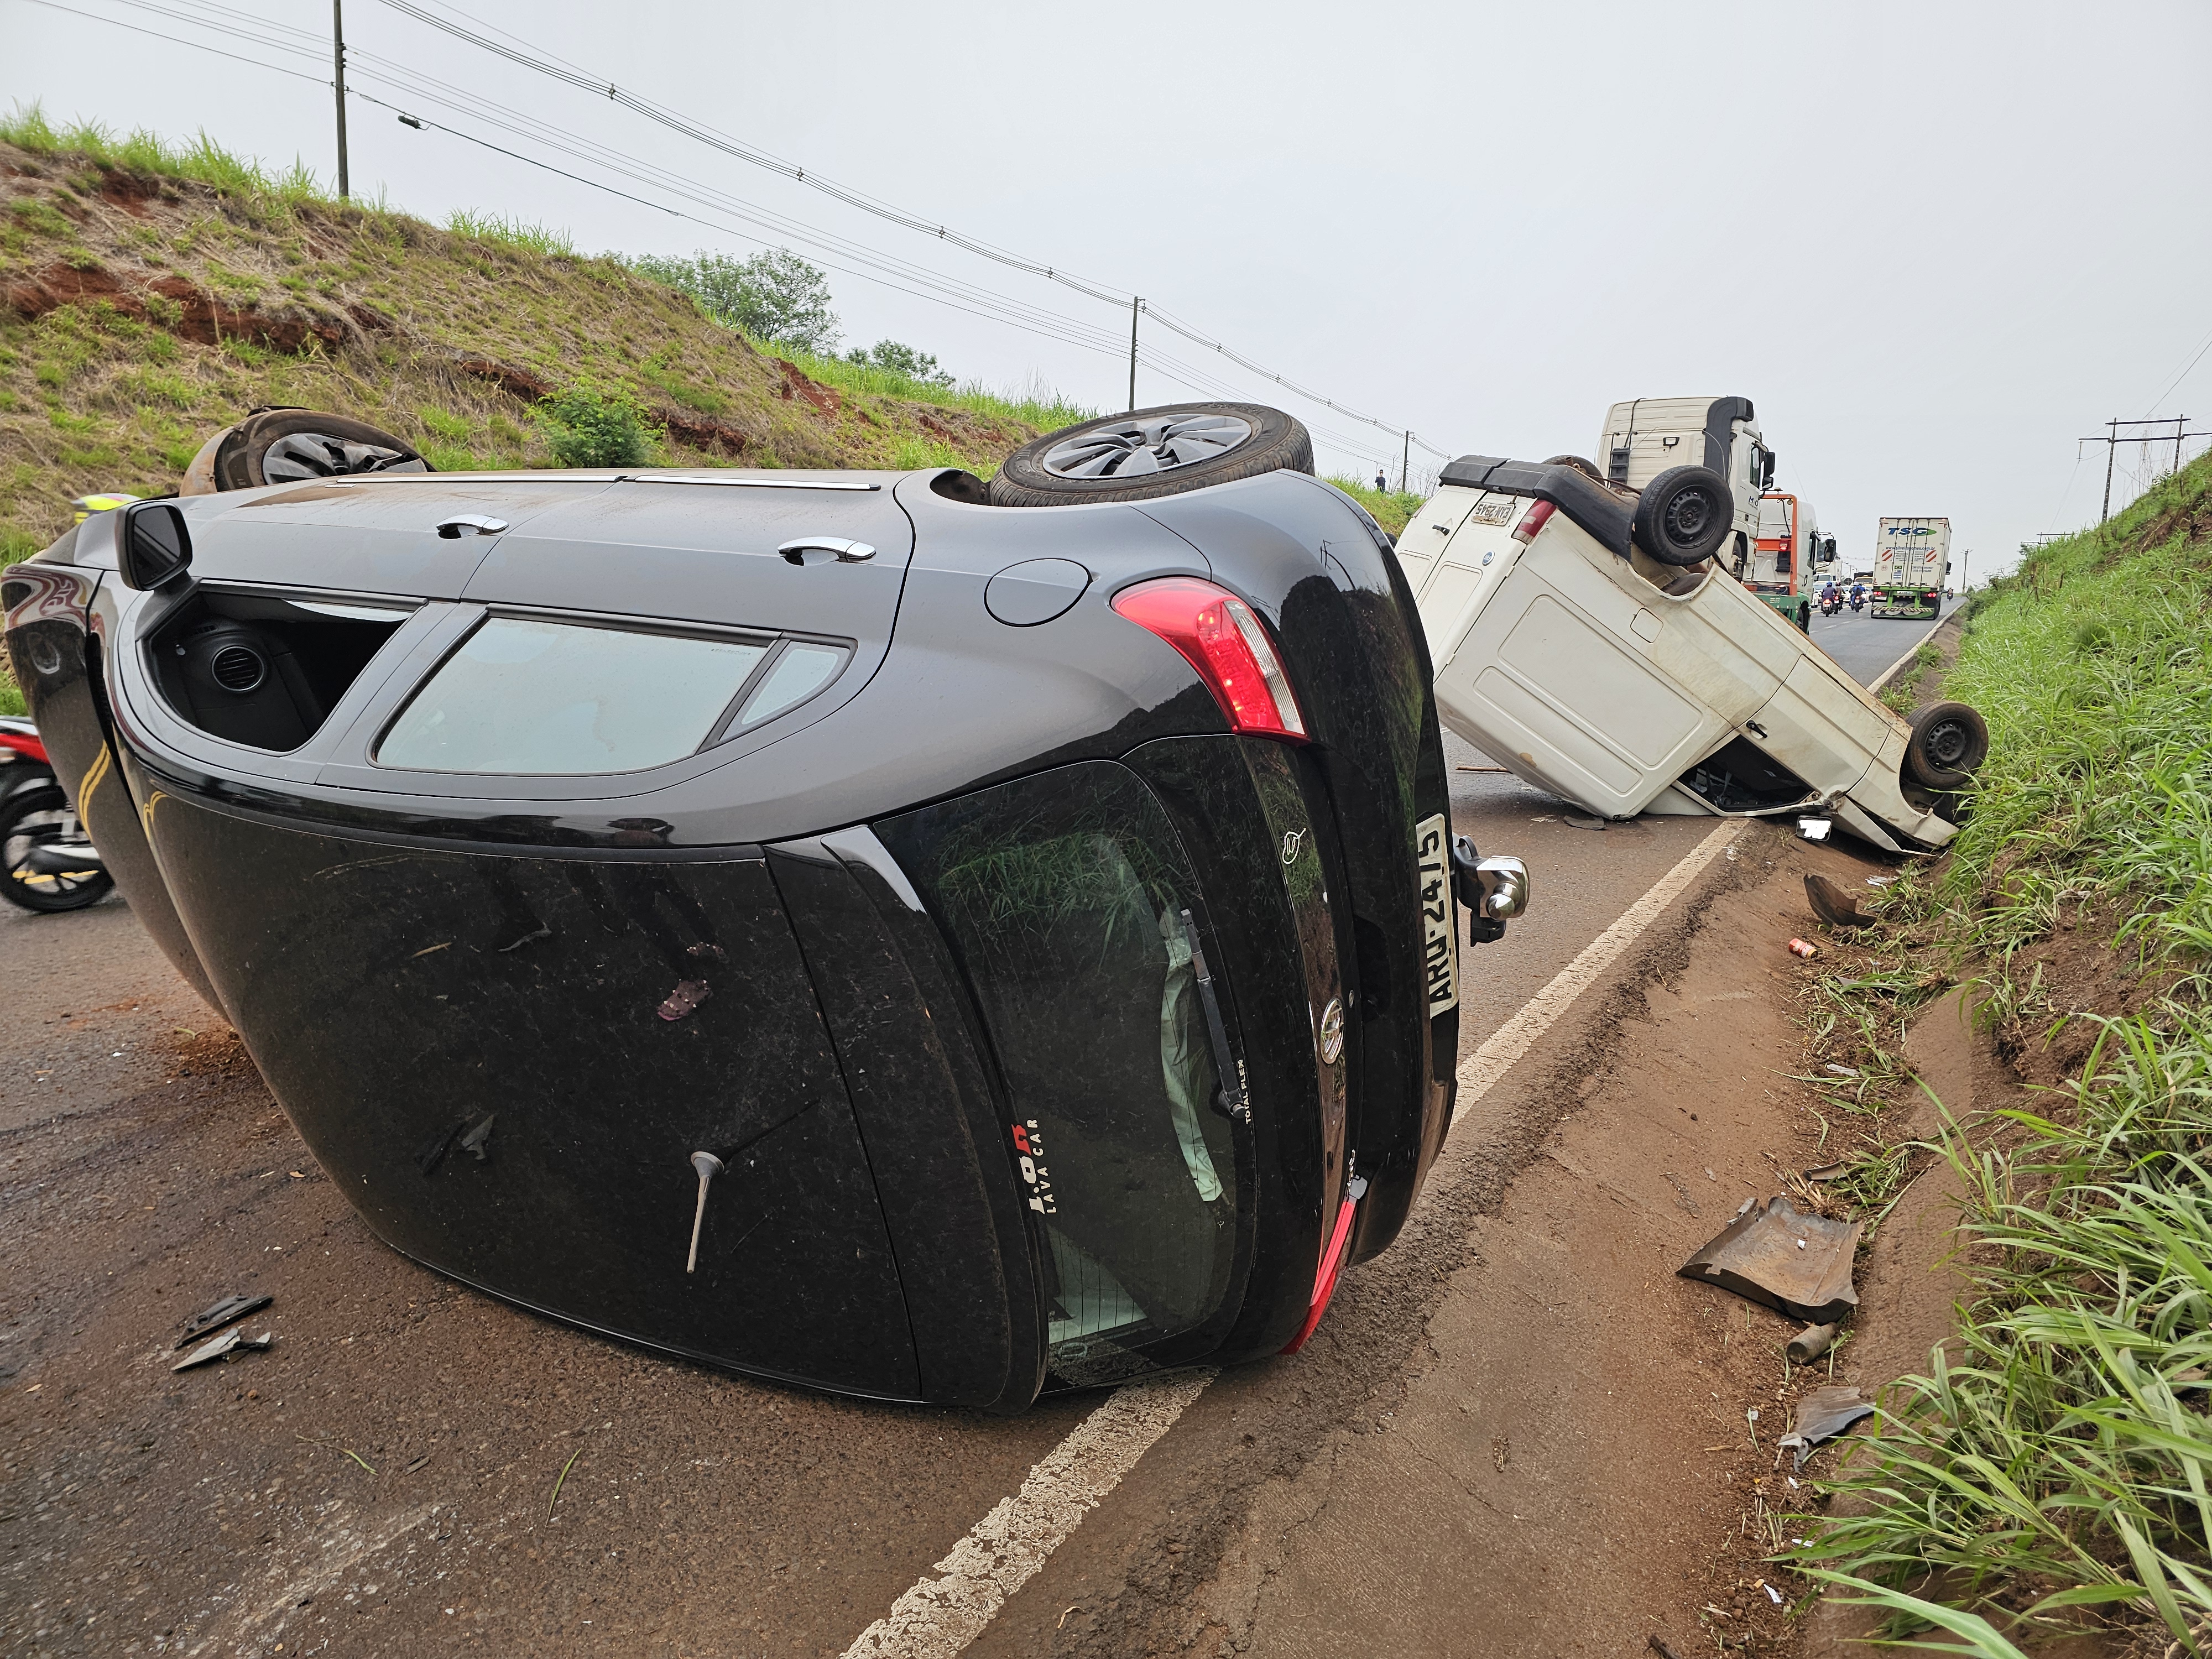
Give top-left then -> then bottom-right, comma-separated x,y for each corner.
1,402 -> 1528,1411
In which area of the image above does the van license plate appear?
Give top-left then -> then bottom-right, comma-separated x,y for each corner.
1416,812 -> 1459,1015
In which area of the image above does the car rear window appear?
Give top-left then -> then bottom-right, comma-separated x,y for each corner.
878,761 -> 1244,1384
377,616 -> 766,775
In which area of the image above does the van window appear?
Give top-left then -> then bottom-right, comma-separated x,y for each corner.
377,616 -> 766,775
878,761 -> 1244,1384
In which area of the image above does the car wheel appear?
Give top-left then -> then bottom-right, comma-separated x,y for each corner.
0,785 -> 114,912
1631,465 -> 1734,567
989,402 -> 1310,507
182,409 -> 430,493
1543,454 -> 1606,482
1905,701 -> 1990,791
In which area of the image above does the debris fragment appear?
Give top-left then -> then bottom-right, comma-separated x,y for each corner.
1865,875 -> 1895,888
1805,873 -> 1872,929
175,1292 -> 272,1348
1804,1164 -> 1845,1182
1774,1385 -> 1875,1470
173,1327 -> 273,1371
1787,1323 -> 1838,1363
1823,1062 -> 1860,1078
1787,937 -> 1818,959
457,1114 -> 495,1160
1563,813 -> 1608,830
1796,817 -> 1833,842
1678,1196 -> 1863,1322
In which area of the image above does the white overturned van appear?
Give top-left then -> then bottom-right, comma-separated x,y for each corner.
1394,453 -> 1986,853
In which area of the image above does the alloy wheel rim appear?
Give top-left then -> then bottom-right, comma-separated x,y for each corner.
1041,413 -> 1254,481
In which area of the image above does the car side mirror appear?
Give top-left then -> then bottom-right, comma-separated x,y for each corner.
117,501 -> 194,592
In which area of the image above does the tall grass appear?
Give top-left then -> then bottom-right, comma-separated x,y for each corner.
1794,452 -> 2212,1651
446,210 -> 577,258
1,102 -> 335,207
774,348 -> 1093,432
1325,474 -> 1425,538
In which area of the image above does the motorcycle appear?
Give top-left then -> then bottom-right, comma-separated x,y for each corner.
1818,591 -> 1843,617
1846,590 -> 1866,614
0,717 -> 112,912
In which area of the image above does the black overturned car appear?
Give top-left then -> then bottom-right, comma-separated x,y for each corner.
2,403 -> 1527,1410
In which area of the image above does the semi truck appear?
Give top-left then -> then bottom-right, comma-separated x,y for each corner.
1871,517 -> 1950,619
1598,398 -> 1772,574
1750,492 -> 1838,632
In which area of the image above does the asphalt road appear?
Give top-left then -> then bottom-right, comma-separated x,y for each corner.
0,603 -> 1959,1655
1804,596 -> 1961,687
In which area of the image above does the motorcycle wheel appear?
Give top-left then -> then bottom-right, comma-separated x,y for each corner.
0,784 -> 114,912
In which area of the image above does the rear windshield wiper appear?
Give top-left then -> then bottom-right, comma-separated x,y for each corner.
1181,908 -> 1250,1123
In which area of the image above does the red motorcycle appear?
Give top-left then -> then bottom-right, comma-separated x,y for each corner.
0,717 -> 111,912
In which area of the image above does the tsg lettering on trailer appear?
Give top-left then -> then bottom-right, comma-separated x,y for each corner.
1010,1120 -> 1057,1214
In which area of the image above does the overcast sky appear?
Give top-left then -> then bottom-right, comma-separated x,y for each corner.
9,0 -> 2210,580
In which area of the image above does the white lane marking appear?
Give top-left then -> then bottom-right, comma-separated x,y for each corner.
846,819 -> 1738,1658
842,1370 -> 1215,1659
1870,609 -> 1952,692
1453,821 -> 1739,1112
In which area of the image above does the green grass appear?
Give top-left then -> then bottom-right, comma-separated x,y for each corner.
1791,452 -> 2212,1651
1325,474 -> 1425,538
445,210 -> 577,259
770,347 -> 1093,436
1,103 -> 335,210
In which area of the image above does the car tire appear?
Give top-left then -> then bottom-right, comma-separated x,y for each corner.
1905,701 -> 1990,792
1631,465 -> 1734,567
989,403 -> 1310,507
1543,454 -> 1606,482
0,784 -> 114,913
193,409 -> 430,492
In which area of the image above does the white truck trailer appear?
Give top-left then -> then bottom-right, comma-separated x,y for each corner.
1871,517 -> 1950,619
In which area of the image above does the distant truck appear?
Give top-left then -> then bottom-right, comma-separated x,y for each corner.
1750,492 -> 1838,632
1871,518 -> 1950,619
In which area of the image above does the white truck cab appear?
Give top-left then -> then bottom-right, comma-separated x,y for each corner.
1599,397 -> 1773,569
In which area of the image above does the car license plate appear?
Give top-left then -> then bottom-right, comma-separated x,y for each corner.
1468,497 -> 1517,526
1415,812 -> 1458,1015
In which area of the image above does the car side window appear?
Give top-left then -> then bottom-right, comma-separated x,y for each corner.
375,616 -> 841,776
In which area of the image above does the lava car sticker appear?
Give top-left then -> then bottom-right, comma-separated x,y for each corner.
1011,1120 -> 1057,1214
1415,812 -> 1459,1016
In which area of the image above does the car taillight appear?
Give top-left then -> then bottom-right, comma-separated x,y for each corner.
1112,576 -> 1307,740
1280,1194 -> 1360,1354
1510,500 -> 1556,544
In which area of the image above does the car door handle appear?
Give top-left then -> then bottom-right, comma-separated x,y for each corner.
435,515 -> 509,539
778,537 -> 875,566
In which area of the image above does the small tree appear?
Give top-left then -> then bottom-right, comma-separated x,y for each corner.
844,340 -> 953,387
633,248 -> 842,356
538,383 -> 658,468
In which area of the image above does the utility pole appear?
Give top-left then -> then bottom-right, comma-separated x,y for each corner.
332,0 -> 350,200
2083,416 -> 2202,523
1399,430 -> 1409,493
1126,297 -> 1141,414
1959,549 -> 1970,593
2100,418 -> 2116,524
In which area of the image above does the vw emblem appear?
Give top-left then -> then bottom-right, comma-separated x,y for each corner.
1280,828 -> 1306,865
1318,997 -> 1345,1065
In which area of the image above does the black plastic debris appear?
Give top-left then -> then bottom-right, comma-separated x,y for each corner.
1775,1385 -> 1875,1470
457,1114 -> 495,1161
175,1292 -> 272,1349
173,1327 -> 273,1371
1678,1195 -> 1863,1323
418,1113 -> 494,1175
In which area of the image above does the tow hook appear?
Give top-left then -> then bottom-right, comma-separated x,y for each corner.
1451,836 -> 1532,945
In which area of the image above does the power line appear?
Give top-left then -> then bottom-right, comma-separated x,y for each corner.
22,0 -> 1423,470
374,0 -> 1449,458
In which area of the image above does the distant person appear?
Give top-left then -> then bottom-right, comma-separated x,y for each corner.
1375,468 -> 1388,492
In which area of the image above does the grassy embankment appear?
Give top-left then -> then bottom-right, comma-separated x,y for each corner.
0,111 -> 1092,712
1787,451 -> 2212,1653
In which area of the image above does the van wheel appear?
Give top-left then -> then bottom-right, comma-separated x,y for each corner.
185,409 -> 430,493
1905,701 -> 1990,791
989,403 -> 1310,507
1631,465 -> 1734,566
1544,454 -> 1606,481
